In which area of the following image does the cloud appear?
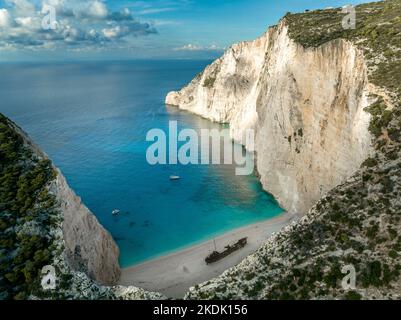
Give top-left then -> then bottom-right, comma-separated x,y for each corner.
138,8 -> 175,15
0,8 -> 12,27
0,0 -> 158,51
174,43 -> 225,52
6,0 -> 35,16
108,8 -> 133,21
151,19 -> 180,26
86,1 -> 107,19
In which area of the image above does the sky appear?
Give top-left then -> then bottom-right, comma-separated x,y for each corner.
0,0 -> 370,61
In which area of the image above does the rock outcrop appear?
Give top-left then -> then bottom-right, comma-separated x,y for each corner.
166,21 -> 373,214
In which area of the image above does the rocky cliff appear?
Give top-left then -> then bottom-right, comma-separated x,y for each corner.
20,124 -> 122,286
53,171 -> 121,285
0,114 -> 121,299
183,0 -> 401,300
166,21 -> 373,214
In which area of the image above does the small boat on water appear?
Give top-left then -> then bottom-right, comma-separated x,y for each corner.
205,237 -> 248,265
112,209 -> 121,216
170,175 -> 180,180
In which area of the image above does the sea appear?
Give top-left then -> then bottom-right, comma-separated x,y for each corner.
0,60 -> 283,267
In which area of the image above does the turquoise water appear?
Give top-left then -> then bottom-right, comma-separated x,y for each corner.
0,61 -> 283,267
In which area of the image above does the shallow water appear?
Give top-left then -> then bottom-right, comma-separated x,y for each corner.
0,61 -> 283,267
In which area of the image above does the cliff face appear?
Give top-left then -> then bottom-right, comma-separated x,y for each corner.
183,1 -> 401,300
53,172 -> 121,285
166,28 -> 270,143
0,114 -> 122,299
166,22 -> 373,214
11,119 -> 121,286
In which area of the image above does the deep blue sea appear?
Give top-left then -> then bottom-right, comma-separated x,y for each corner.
0,61 -> 283,267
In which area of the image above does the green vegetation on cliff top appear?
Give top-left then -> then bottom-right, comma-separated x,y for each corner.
286,0 -> 401,155
286,0 -> 401,100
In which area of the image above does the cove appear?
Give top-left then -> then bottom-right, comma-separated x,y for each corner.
0,60 -> 284,267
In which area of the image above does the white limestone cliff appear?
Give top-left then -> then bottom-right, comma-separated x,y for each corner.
166,21 -> 373,214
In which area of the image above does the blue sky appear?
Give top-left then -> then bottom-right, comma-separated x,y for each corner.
0,0 -> 370,61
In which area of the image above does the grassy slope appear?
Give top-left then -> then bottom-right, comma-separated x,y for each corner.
186,0 -> 401,300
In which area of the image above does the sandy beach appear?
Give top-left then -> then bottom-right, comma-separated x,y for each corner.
119,211 -> 298,298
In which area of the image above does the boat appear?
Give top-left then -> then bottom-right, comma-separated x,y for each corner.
112,209 -> 121,216
205,237 -> 248,264
169,175 -> 180,180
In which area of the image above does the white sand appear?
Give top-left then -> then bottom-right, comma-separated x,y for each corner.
119,212 -> 298,298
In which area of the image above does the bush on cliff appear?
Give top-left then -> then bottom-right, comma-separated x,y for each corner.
0,113 -> 58,300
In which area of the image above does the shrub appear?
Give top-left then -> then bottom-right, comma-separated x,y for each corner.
389,250 -> 398,259
203,77 -> 217,88
344,291 -> 362,300
362,158 -> 378,168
